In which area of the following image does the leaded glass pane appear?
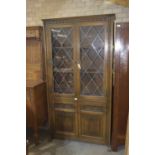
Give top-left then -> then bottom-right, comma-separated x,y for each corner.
80,26 -> 105,96
51,28 -> 73,93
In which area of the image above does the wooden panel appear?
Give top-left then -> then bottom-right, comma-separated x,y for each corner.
26,82 -> 48,127
54,103 -> 75,110
26,26 -> 41,39
53,102 -> 77,136
79,112 -> 105,139
34,82 -> 48,125
26,26 -> 45,81
80,105 -> 105,113
55,111 -> 76,135
26,88 -> 33,126
111,22 -> 129,151
79,104 -> 106,140
26,81 -> 48,144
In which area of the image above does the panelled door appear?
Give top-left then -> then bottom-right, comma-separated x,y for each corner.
46,25 -> 78,137
44,15 -> 114,144
77,22 -> 110,143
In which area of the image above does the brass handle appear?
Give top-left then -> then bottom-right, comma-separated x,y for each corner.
74,98 -> 78,101
77,63 -> 81,69
76,60 -> 81,70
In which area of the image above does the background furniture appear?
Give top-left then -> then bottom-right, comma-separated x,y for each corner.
26,26 -> 48,144
43,14 -> 115,144
26,81 -> 47,144
26,26 -> 45,81
111,22 -> 129,150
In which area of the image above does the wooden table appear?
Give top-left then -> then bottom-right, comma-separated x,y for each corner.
26,80 -> 48,144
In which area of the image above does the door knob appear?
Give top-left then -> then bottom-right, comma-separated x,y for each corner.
74,98 -> 78,101
75,60 -> 81,69
77,63 -> 81,69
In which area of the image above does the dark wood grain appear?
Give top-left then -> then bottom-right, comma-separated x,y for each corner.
43,15 -> 115,144
111,22 -> 129,151
26,81 -> 48,144
26,26 -> 45,81
26,27 -> 47,144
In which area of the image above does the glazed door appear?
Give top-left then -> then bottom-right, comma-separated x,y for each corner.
76,22 -> 113,143
44,15 -> 114,144
46,25 -> 78,137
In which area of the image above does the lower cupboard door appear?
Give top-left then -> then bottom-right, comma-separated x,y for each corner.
79,111 -> 106,142
54,110 -> 77,136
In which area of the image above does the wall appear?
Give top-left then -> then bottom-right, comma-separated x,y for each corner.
27,0 -> 129,26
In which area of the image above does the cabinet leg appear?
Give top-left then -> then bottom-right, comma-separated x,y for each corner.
111,144 -> 118,151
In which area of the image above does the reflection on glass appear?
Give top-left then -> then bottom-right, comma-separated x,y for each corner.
51,28 -> 73,94
80,26 -> 105,96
